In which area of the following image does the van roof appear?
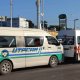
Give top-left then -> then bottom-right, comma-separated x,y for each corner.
0,27 -> 51,36
0,27 -> 43,31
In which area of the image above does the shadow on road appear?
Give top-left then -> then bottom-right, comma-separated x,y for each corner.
1,61 -> 80,75
12,61 -> 80,73
60,60 -> 80,65
12,65 -> 49,73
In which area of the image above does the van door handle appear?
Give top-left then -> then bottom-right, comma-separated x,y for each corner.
43,47 -> 45,49
48,47 -> 51,48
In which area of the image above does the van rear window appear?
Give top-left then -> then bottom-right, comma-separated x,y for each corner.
58,36 -> 74,45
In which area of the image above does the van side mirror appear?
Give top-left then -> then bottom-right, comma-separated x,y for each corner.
56,42 -> 60,46
58,39 -> 62,44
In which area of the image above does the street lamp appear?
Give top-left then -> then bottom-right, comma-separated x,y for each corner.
74,19 -> 79,30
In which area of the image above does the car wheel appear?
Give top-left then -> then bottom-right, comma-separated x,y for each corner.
0,60 -> 12,75
49,56 -> 58,68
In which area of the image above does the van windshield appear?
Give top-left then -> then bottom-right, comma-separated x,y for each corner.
46,36 -> 59,45
58,36 -> 74,45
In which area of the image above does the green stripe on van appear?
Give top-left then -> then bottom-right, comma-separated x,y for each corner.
0,54 -> 63,62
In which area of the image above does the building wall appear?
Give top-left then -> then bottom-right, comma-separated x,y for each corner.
0,16 -> 29,28
0,16 -> 7,21
19,18 -> 29,28
7,17 -> 29,28
0,16 -> 7,27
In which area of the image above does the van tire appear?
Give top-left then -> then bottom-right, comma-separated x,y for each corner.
0,60 -> 12,75
49,56 -> 58,68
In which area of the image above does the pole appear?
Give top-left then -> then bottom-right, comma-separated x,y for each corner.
65,17 -> 67,30
0,16 -> 3,26
10,0 -> 13,27
74,20 -> 75,30
41,0 -> 44,29
74,19 -> 79,30
36,0 -> 41,29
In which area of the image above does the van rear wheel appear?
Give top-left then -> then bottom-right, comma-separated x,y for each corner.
49,56 -> 58,68
0,60 -> 12,75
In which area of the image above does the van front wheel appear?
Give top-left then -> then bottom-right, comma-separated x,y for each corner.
0,60 -> 12,75
49,56 -> 58,68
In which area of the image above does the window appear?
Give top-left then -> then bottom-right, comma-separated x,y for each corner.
0,36 -> 16,48
2,22 -> 7,26
25,36 -> 44,47
77,36 -> 80,44
46,36 -> 59,45
58,36 -> 74,45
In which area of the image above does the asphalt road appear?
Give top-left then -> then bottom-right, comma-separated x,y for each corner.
0,63 -> 80,80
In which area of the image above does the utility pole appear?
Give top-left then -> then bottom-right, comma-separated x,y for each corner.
10,0 -> 13,27
36,0 -> 41,29
0,16 -> 3,26
41,0 -> 44,29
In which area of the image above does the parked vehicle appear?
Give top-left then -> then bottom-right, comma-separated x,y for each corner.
58,29 -> 80,61
0,27 -> 63,74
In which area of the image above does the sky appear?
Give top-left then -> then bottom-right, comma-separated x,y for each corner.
0,0 -> 80,28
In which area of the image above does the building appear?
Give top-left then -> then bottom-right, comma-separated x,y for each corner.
27,20 -> 34,28
0,16 -> 7,27
0,16 -> 35,28
7,17 -> 29,28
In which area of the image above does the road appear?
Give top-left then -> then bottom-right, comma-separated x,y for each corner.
0,63 -> 80,80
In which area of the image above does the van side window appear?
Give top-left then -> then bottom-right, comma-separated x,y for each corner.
46,36 -> 59,45
0,36 -> 16,48
77,36 -> 80,44
25,36 -> 44,47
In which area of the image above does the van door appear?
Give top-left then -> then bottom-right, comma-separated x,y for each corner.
0,36 -> 26,69
25,36 -> 44,67
46,36 -> 62,52
13,36 -> 26,68
60,36 -> 74,57
76,36 -> 80,60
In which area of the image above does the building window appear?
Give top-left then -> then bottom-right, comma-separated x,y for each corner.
2,22 -> 7,26
25,36 -> 44,47
0,36 -> 16,48
13,23 -> 18,27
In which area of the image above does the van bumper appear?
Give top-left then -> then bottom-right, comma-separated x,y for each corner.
59,54 -> 64,63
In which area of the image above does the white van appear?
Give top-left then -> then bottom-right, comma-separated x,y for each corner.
0,27 -> 63,74
58,29 -> 80,62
